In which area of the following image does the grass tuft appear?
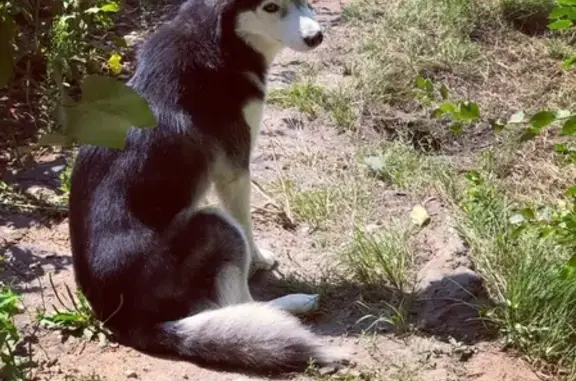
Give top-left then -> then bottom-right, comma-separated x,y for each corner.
344,221 -> 415,292
456,171 -> 576,374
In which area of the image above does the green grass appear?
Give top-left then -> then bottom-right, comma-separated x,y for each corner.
268,81 -> 329,118
363,141 -> 459,198
268,81 -> 357,130
341,0 -> 485,113
290,185 -> 339,230
38,276 -> 110,344
261,1 -> 576,377
456,172 -> 576,375
0,285 -> 24,380
343,221 -> 415,291
362,140 -> 576,376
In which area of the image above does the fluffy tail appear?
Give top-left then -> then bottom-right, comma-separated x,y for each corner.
141,302 -> 348,372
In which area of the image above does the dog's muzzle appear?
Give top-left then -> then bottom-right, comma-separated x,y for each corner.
303,31 -> 323,48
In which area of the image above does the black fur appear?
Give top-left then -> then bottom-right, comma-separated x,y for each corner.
71,0 -> 260,322
69,0 -> 345,373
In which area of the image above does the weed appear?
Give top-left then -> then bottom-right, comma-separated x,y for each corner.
283,181 -> 338,229
363,141 -> 458,198
268,81 -> 328,118
38,275 -> 110,345
0,284 -> 24,380
344,221 -> 415,291
268,80 -> 357,130
59,152 -> 77,198
456,171 -> 576,374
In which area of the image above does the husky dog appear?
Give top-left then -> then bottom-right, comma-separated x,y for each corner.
68,0 -> 349,374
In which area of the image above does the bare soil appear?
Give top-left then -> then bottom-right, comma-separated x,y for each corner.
0,1 -> 546,380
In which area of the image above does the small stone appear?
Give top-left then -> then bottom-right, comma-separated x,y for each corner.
318,366 -> 338,377
125,370 -> 138,378
410,204 -> 431,227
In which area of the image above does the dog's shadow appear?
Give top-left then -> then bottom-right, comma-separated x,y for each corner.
142,268 -> 494,378
249,268 -> 494,342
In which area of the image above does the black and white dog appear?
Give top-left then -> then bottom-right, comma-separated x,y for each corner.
68,0 -> 349,373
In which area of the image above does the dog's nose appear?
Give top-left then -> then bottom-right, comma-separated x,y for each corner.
303,31 -> 323,48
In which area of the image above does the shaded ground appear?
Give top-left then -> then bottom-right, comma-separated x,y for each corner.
0,1 -> 549,381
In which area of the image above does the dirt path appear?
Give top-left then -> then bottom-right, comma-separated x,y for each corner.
0,1 -> 546,380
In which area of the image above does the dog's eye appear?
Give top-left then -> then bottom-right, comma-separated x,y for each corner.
263,3 -> 280,12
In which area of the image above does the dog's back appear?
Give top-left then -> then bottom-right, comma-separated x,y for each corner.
69,0 -> 348,373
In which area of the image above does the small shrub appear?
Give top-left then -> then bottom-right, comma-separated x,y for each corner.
344,222 -> 415,291
0,279 -> 24,380
38,276 -> 110,344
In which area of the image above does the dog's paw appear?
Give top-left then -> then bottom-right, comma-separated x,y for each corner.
251,247 -> 278,272
267,293 -> 320,314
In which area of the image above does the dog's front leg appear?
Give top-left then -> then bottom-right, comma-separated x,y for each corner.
214,168 -> 278,273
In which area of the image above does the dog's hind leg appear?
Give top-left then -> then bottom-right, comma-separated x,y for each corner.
213,163 -> 278,273
210,207 -> 254,306
177,206 -> 255,307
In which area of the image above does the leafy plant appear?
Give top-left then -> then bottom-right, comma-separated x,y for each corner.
548,0 -> 576,69
0,285 -> 24,380
414,74 -> 483,135
38,275 -> 110,345
0,0 -> 158,151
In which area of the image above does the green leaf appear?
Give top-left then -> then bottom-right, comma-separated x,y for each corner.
458,101 -> 481,120
415,74 -> 433,93
64,75 -> 156,149
529,110 -> 556,129
561,116 -> 576,135
107,52 -> 123,75
565,185 -> 576,197
559,265 -> 574,280
548,19 -> 573,30
519,127 -> 540,142
431,102 -> 456,118
567,254 -> 576,269
509,111 -> 525,124
100,2 -> 120,12
431,108 -> 445,119
450,122 -> 464,135
555,143 -> 570,153
562,55 -> 576,70
440,84 -> 449,100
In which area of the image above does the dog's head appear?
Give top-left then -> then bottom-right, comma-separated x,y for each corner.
235,0 -> 323,54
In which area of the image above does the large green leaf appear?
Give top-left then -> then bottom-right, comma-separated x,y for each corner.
529,110 -> 556,129
64,75 -> 157,149
548,19 -> 573,30
561,116 -> 576,136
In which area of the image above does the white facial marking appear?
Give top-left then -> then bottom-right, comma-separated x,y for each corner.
236,0 -> 323,61
300,12 -> 321,38
242,99 -> 264,149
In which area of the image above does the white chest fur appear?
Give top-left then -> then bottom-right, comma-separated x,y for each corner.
242,99 -> 265,150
